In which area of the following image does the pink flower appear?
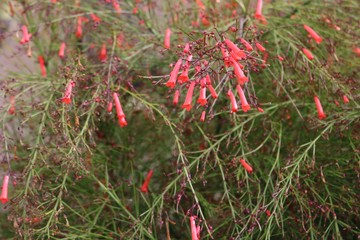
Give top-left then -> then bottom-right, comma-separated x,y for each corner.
197,85 -> 207,106
164,28 -> 171,49
240,38 -> 253,51
8,96 -> 15,115
314,96 -> 326,120
343,95 -> 349,104
254,0 -> 267,24
113,92 -> 127,127
140,169 -> 153,193
182,81 -> 196,111
207,85 -> 218,99
0,175 -> 9,204
240,159 -> 253,173
224,39 -> 246,60
302,48 -> 314,60
107,102 -> 113,112
230,57 -> 248,85
236,85 -> 251,112
38,56 -> 47,77
255,42 -> 266,52
62,81 -> 75,104
173,90 -> 180,105
190,216 -> 199,240
220,47 -> 232,67
20,25 -> 32,44
227,89 -> 238,113
75,17 -> 83,38
303,25 -> 322,44
99,43 -> 107,62
58,42 -> 66,58
200,111 -> 206,122
183,43 -> 190,53
165,59 -> 182,88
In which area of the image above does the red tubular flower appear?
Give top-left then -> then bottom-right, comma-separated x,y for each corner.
303,25 -> 322,44
277,55 -> 284,61
140,169 -> 154,193
224,39 -> 246,59
230,50 -> 246,61
207,85 -> 218,99
240,38 -> 253,51
195,0 -> 206,10
112,0 -> 122,14
302,48 -> 314,60
164,28 -> 171,49
343,95 -> 349,104
99,43 -> 107,62
75,17 -> 83,38
183,43 -> 190,53
173,90 -> 180,105
240,159 -> 253,173
90,13 -> 101,24
20,25 -> 32,44
38,56 -> 47,77
62,81 -> 75,104
227,89 -> 238,113
197,86 -> 207,106
205,74 -> 212,85
200,111 -> 206,122
58,42 -> 66,58
113,92 -> 127,127
254,0 -> 267,24
236,85 -> 251,112
107,101 -> 113,112
8,96 -> 15,115
257,107 -> 264,113
314,96 -> 326,120
165,59 -> 182,88
255,42 -> 266,52
230,57 -> 248,85
190,216 -> 199,240
182,81 -> 196,111
220,47 -> 232,67
178,68 -> 189,84
0,175 -> 9,204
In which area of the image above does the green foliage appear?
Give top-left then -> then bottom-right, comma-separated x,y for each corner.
0,0 -> 359,239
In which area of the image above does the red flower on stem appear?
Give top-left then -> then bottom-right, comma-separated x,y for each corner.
200,111 -> 206,122
20,25 -> 32,44
178,67 -> 189,84
165,59 -> 182,88
240,38 -> 253,51
62,81 -> 75,104
240,159 -> 253,173
164,28 -> 171,49
224,39 -> 246,60
227,89 -> 238,113
220,47 -> 232,67
314,96 -> 326,120
302,48 -> 314,60
236,85 -> 251,112
173,90 -> 180,105
303,24 -> 322,44
140,169 -> 153,193
197,85 -> 207,106
107,101 -> 113,112
183,43 -> 190,53
190,216 -> 199,240
182,81 -> 196,111
58,42 -> 66,58
254,0 -> 267,24
99,43 -> 107,62
38,56 -> 47,77
0,175 -> 9,204
230,57 -> 248,85
255,42 -> 266,52
343,95 -> 349,104
8,96 -> 15,115
113,92 -> 127,127
112,0 -> 122,14
207,85 -> 218,99
75,17 -> 83,38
